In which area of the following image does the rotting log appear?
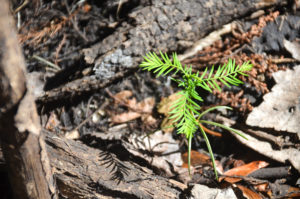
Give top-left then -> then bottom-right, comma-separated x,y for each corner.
0,129 -> 186,198
38,0 -> 288,104
44,130 -> 185,198
0,0 -> 57,198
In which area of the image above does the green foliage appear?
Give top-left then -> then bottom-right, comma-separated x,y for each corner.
140,51 -> 252,179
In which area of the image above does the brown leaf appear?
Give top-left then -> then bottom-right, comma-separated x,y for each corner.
157,92 -> 182,133
111,111 -> 141,123
127,98 -> 137,109
110,97 -> 155,124
286,186 -> 300,198
160,117 -> 175,133
141,114 -> 157,127
254,182 -> 269,192
220,161 -> 269,183
113,90 -> 133,102
237,185 -> 262,199
181,150 -> 211,168
157,92 -> 181,115
136,97 -> 155,113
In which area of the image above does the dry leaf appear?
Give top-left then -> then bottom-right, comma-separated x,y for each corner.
157,92 -> 181,133
111,111 -> 141,123
181,150 -> 211,168
113,90 -> 133,102
136,97 -> 155,113
246,65 -> 300,135
127,98 -> 137,108
220,161 -> 269,183
125,130 -> 182,176
237,185 -> 263,199
286,186 -> 300,198
157,92 -> 181,114
190,184 -> 237,199
141,114 -> 157,127
244,66 -> 300,173
231,128 -> 300,174
284,39 -> 300,61
160,117 -> 175,133
254,182 -> 269,192
110,94 -> 155,124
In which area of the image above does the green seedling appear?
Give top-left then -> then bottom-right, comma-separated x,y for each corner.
140,51 -> 253,179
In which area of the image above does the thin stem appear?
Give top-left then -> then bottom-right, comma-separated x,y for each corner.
198,124 -> 219,180
188,134 -> 192,177
199,120 -> 248,140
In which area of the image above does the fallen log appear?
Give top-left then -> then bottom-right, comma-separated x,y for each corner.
38,0 -> 288,104
44,130 -> 185,198
0,130 -> 186,198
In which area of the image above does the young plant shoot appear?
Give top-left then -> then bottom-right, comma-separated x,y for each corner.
139,51 -> 253,179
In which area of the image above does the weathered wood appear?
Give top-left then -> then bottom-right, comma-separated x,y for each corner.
44,130 -> 184,198
0,130 -> 186,198
0,0 -> 57,198
38,0 -> 288,103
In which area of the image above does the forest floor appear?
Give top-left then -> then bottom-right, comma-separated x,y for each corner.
1,1 -> 300,198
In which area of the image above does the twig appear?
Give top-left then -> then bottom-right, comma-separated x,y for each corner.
32,54 -> 61,71
55,34 -> 67,65
13,0 -> 29,14
270,57 -> 298,64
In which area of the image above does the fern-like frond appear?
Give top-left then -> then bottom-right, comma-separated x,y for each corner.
139,51 -> 185,77
193,59 -> 253,92
169,91 -> 199,139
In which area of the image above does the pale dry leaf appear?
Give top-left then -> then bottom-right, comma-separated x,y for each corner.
231,129 -> 300,173
246,65 -> 300,135
190,184 -> 237,199
218,116 -> 300,173
125,130 -> 182,176
283,39 -> 300,61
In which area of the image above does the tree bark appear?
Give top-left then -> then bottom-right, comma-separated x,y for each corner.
0,0 -> 57,198
0,129 -> 186,198
44,130 -> 185,199
38,0 -> 288,104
